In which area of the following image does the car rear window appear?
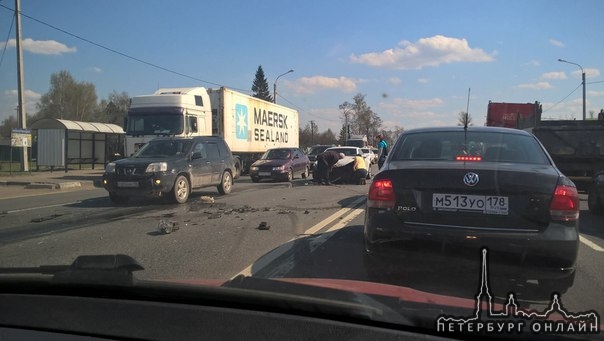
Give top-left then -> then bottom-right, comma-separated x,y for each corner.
327,148 -> 358,156
391,131 -> 550,164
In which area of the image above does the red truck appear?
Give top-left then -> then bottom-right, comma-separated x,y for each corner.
486,101 -> 542,129
486,100 -> 604,213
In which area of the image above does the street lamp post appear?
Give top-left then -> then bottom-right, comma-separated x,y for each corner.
273,69 -> 294,104
558,58 -> 586,120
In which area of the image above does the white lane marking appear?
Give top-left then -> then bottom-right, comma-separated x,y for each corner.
325,208 -> 365,233
2,201 -> 81,214
302,196 -> 366,235
0,187 -> 96,201
580,235 -> 604,252
234,196 -> 366,278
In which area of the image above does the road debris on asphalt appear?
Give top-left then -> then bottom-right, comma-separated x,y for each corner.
200,196 -> 215,203
257,221 -> 270,230
158,219 -> 179,234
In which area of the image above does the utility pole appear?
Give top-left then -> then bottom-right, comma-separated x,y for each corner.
310,120 -> 315,144
15,0 -> 29,171
558,59 -> 586,120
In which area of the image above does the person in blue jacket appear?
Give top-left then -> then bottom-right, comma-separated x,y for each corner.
375,134 -> 388,169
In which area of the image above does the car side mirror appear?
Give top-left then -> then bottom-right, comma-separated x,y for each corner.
192,152 -> 203,160
294,155 -> 299,159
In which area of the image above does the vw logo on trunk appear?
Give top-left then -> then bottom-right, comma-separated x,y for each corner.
463,172 -> 479,186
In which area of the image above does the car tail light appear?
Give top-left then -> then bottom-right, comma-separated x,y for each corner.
367,179 -> 395,209
550,184 -> 580,221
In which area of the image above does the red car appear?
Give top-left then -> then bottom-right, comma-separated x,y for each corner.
249,148 -> 311,182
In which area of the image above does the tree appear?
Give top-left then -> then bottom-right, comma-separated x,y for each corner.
457,111 -> 473,127
338,124 -> 348,145
251,65 -> 273,102
319,129 -> 337,145
299,122 -> 315,148
35,70 -> 98,122
94,91 -> 131,125
339,93 -> 382,140
0,115 -> 18,138
339,101 -> 354,140
380,126 -> 404,146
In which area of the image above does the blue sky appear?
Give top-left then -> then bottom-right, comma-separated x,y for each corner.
1,0 -> 603,133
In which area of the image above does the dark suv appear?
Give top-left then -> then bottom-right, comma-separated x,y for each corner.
102,136 -> 236,204
307,144 -> 335,172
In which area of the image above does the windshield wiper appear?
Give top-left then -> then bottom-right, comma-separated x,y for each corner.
0,254 -> 143,286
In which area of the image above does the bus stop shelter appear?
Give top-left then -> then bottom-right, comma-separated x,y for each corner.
30,118 -> 125,172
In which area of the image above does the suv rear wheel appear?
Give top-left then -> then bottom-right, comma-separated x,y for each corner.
218,171 -> 233,194
171,175 -> 190,204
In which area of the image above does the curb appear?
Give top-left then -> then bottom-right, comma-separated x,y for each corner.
0,180 -> 32,187
21,181 -> 84,190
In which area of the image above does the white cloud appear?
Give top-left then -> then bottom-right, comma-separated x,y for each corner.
588,90 -> 604,97
6,38 -> 76,55
349,35 -> 494,69
3,89 -> 41,116
541,72 -> 566,80
570,68 -> 601,78
516,82 -> 553,89
549,39 -> 565,47
388,77 -> 402,85
288,76 -> 358,94
4,89 -> 42,101
382,97 -> 444,110
378,97 -> 447,129
91,67 -> 103,73
587,68 -> 601,78
299,107 -> 342,132
417,78 -> 430,84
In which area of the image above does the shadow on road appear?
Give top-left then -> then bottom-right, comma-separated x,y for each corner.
579,208 -> 604,241
245,224 -> 566,306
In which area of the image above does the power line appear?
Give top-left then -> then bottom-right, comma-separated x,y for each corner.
542,82 -> 582,113
0,8 -> 14,69
0,3 -> 341,125
0,3 -> 252,93
275,93 -> 341,123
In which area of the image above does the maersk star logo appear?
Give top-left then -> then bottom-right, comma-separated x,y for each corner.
235,104 -> 248,140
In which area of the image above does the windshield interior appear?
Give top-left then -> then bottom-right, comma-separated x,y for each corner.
134,140 -> 192,158
127,113 -> 184,135
262,149 -> 292,160
327,148 -> 358,156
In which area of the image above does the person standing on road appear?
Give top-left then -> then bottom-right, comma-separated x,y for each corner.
316,150 -> 345,185
375,134 -> 388,169
353,153 -> 368,185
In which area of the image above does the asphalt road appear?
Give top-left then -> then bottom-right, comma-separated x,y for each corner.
0,171 -> 603,322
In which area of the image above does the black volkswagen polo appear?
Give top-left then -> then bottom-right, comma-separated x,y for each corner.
363,126 -> 580,294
